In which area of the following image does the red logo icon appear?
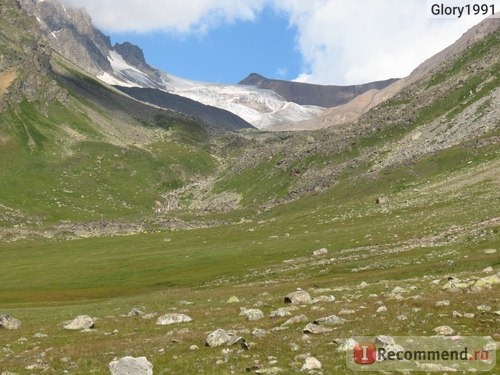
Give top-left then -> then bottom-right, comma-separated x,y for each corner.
353,342 -> 377,365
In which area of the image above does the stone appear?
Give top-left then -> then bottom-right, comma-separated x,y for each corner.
303,323 -> 332,334
240,308 -> 264,321
127,308 -> 144,317
109,356 -> 153,375
206,328 -> 231,347
226,296 -> 240,304
269,308 -> 292,318
336,338 -> 357,352
0,314 -> 21,330
282,314 -> 309,326
155,313 -> 192,325
482,266 -> 494,273
310,295 -> 336,303
313,314 -> 346,325
312,248 -> 328,256
442,276 -> 471,292
435,300 -> 450,307
300,357 -> 322,372
477,304 -> 491,312
376,196 -> 388,204
284,290 -> 311,305
63,315 -> 94,331
359,281 -> 369,288
396,314 -> 407,321
376,305 -> 387,313
390,286 -> 408,295
227,335 -> 245,346
472,274 -> 500,290
433,325 -> 455,336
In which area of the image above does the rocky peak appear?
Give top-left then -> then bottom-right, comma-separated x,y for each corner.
114,41 -> 155,73
239,73 -> 267,86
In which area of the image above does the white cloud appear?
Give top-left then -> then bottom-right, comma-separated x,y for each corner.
61,0 -> 267,34
61,0 -> 493,84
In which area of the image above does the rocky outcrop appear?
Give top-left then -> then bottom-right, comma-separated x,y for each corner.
109,356 -> 153,375
0,314 -> 21,330
63,315 -> 94,330
155,313 -> 192,325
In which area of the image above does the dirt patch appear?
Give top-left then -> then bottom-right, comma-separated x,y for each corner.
0,70 -> 17,97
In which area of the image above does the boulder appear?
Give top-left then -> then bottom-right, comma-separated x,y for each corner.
155,313 -> 192,325
312,248 -> 328,256
284,290 -> 311,305
336,338 -> 357,352
433,325 -> 455,336
303,323 -> 332,334
109,356 -> 153,375
206,328 -> 231,347
239,308 -> 264,321
313,314 -> 346,326
63,315 -> 94,331
472,274 -> 500,290
0,314 -> 21,330
376,196 -> 388,204
442,276 -> 471,292
269,308 -> 292,318
300,356 -> 322,372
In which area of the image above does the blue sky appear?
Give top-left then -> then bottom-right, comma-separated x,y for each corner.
62,0 -> 497,85
109,8 -> 302,83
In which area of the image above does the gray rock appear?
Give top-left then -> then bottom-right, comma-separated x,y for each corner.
0,314 -> 21,330
376,196 -> 388,204
269,308 -> 292,318
310,295 -> 336,303
312,248 -> 328,256
472,274 -> 500,290
190,345 -> 199,351
300,356 -> 322,372
336,338 -> 357,352
442,276 -> 471,292
252,328 -> 269,338
127,308 -> 144,317
376,305 -> 387,313
155,313 -> 192,325
227,335 -> 245,346
313,314 -> 346,325
433,325 -> 455,336
63,315 -> 94,331
435,300 -> 450,307
240,308 -> 264,321
206,328 -> 231,347
303,323 -> 332,334
284,290 -> 311,305
109,356 -> 153,375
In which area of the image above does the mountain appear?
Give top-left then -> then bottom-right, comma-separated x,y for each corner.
239,73 -> 398,107
19,0 -> 325,129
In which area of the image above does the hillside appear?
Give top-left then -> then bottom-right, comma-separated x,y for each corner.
0,2 -> 499,374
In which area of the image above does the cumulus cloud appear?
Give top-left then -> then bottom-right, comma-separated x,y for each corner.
61,0 -> 491,84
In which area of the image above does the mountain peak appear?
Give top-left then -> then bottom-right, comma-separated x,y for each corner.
239,73 -> 267,85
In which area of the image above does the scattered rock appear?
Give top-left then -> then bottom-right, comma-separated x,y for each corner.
442,276 -> 471,292
472,274 -> 500,290
226,296 -> 240,304
190,345 -> 199,351
282,314 -> 309,326
155,313 -> 192,325
390,286 -> 408,295
433,325 -> 455,336
483,249 -> 496,254
435,300 -> 450,307
300,356 -> 322,372
240,308 -> 264,321
477,304 -> 491,312
0,314 -> 21,330
396,314 -> 407,321
482,266 -> 494,273
33,332 -> 48,338
310,295 -> 336,303
303,323 -> 332,334
312,248 -> 328,256
269,308 -> 292,318
206,328 -> 231,347
284,290 -> 311,305
127,308 -> 144,317
313,314 -> 346,325
338,308 -> 355,315
359,281 -> 369,288
63,315 -> 94,331
376,305 -> 387,313
336,338 -> 357,352
376,196 -> 388,204
109,356 -> 153,375
227,335 -> 245,346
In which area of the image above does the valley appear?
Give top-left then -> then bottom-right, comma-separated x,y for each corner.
0,1 -> 498,374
